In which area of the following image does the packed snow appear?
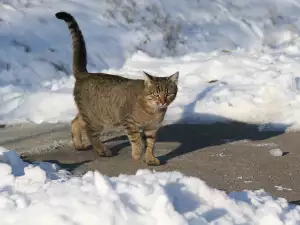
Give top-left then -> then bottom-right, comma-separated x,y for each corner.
275,185 -> 293,191
1,0 -> 300,131
0,146 -> 299,225
269,148 -> 284,157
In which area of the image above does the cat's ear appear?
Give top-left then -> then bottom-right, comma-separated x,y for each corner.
143,71 -> 154,87
168,71 -> 179,85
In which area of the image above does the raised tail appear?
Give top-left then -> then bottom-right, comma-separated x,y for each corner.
55,12 -> 87,79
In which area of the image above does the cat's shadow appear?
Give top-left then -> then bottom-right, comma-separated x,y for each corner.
103,82 -> 289,164
103,119 -> 286,165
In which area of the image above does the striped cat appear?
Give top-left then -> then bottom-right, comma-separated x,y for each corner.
55,12 -> 179,166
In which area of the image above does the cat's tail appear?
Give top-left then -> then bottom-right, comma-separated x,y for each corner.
55,11 -> 87,79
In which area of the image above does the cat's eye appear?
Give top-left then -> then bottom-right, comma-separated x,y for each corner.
152,94 -> 159,98
167,93 -> 174,97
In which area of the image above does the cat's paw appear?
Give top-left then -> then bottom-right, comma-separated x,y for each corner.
73,143 -> 91,151
132,149 -> 143,160
96,148 -> 115,157
145,156 -> 161,166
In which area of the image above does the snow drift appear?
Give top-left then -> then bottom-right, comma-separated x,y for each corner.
1,0 -> 300,131
0,146 -> 299,225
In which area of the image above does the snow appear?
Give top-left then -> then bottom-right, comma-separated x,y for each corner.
111,50 -> 300,131
2,1 -> 300,223
269,148 -> 284,157
275,185 -> 293,191
0,146 -> 299,225
0,0 -> 300,131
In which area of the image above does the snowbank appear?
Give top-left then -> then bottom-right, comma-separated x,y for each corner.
110,50 -> 300,132
3,50 -> 300,131
0,146 -> 299,225
2,0 -> 300,130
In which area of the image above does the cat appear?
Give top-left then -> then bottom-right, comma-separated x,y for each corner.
55,11 -> 179,166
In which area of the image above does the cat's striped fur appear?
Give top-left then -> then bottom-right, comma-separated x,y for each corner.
55,11 -> 179,166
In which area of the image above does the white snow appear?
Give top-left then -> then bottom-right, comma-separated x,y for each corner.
275,185 -> 293,191
0,146 -> 299,225
1,0 -> 300,131
269,148 -> 284,157
2,1 -> 300,223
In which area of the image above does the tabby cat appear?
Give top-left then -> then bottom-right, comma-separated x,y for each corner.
55,11 -> 179,166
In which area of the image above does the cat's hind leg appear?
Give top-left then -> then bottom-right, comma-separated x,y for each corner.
86,126 -> 113,157
71,114 -> 91,150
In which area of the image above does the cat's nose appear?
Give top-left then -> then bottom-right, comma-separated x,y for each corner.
159,97 -> 166,105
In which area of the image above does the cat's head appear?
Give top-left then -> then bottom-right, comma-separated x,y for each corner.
143,71 -> 179,109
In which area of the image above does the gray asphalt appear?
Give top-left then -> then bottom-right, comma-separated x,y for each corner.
1,122 -> 300,203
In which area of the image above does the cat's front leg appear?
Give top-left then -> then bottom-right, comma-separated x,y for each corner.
123,122 -> 144,160
144,128 -> 160,166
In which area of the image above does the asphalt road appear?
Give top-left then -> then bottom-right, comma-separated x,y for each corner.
1,121 -> 300,203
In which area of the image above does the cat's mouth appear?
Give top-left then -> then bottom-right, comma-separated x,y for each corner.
155,104 -> 168,109
149,102 -> 168,110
